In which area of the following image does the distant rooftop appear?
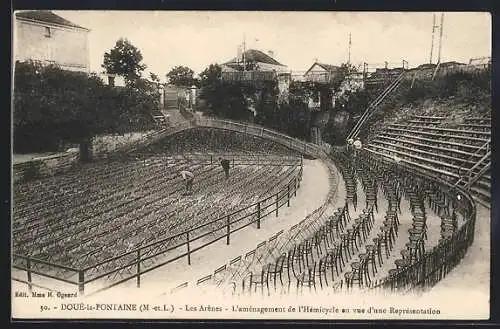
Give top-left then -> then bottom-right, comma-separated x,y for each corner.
225,49 -> 286,67
303,62 -> 341,76
313,63 -> 340,72
15,10 -> 89,31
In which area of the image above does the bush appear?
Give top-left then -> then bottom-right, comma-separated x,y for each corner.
358,69 -> 491,140
13,61 -> 157,153
404,70 -> 491,105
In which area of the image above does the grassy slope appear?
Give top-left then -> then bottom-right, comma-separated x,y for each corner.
358,70 -> 491,141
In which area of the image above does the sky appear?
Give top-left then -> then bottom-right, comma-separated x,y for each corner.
51,11 -> 491,82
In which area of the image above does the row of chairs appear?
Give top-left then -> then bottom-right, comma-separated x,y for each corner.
360,150 -> 470,292
189,158 -> 341,296
187,147 -> 471,297
142,128 -> 299,157
17,162 -> 301,282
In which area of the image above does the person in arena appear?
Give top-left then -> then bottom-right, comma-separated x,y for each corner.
346,138 -> 354,154
219,157 -> 231,179
180,170 -> 194,195
353,138 -> 362,158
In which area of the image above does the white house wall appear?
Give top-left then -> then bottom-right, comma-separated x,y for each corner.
15,19 -> 90,72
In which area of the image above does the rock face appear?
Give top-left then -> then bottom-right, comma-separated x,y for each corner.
312,111 -> 331,129
333,110 -> 350,126
330,110 -> 351,139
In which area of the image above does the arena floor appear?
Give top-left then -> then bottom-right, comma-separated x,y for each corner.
74,158 -> 332,299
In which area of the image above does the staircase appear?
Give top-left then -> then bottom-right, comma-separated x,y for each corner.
454,139 -> 491,206
347,70 -> 406,141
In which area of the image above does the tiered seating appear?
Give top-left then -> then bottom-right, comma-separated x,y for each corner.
13,158 -> 299,277
192,148 -> 470,297
366,115 -> 491,205
142,128 -> 299,157
13,128 -> 303,286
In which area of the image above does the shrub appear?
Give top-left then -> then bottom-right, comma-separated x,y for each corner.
13,61 -> 157,154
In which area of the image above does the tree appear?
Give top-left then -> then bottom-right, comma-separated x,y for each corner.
330,62 -> 358,90
199,64 -> 221,87
166,65 -> 197,86
14,61 -> 103,155
102,38 -> 147,85
13,61 -> 158,156
149,72 -> 160,84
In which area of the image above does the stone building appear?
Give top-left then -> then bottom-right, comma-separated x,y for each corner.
14,10 -> 90,72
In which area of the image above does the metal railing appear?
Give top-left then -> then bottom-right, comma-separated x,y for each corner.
454,138 -> 491,189
194,117 -> 325,157
133,153 -> 302,167
12,116 -> 330,295
347,71 -> 406,141
12,161 -> 304,296
363,148 -> 476,293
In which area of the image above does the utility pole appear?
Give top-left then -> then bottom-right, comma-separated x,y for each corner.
243,33 -> 247,72
437,13 -> 444,64
429,14 -> 438,64
429,13 -> 444,64
348,33 -> 352,64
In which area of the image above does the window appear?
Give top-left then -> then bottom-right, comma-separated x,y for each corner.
44,27 -> 51,38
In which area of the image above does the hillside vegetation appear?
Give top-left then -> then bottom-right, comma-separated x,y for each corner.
322,69 -> 490,145
359,70 -> 491,141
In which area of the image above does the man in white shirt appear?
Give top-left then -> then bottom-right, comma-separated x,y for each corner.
180,170 -> 194,194
353,138 -> 362,150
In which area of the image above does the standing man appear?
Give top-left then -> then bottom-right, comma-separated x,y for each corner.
353,138 -> 362,158
347,138 -> 354,153
180,170 -> 194,195
219,157 -> 231,180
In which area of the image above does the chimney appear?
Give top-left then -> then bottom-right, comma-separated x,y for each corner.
268,50 -> 274,59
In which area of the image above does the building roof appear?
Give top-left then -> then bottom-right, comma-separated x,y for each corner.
15,10 -> 89,31
304,62 -> 340,76
440,61 -> 466,67
225,49 -> 286,67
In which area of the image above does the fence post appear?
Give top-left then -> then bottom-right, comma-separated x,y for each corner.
26,257 -> 32,293
294,177 -> 297,196
257,202 -> 261,229
210,155 -> 213,165
275,193 -> 279,217
136,249 -> 141,288
287,184 -> 291,207
186,231 -> 191,265
226,215 -> 230,245
78,270 -> 85,297
261,128 -> 264,137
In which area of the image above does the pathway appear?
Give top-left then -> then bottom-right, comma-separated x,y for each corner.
84,158 -> 333,300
